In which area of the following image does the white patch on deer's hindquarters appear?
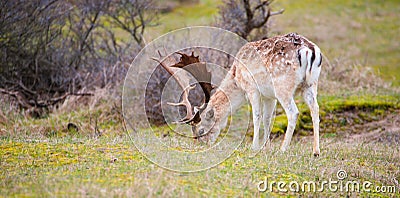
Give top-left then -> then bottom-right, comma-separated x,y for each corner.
314,46 -> 322,67
307,45 -> 322,84
298,47 -> 311,68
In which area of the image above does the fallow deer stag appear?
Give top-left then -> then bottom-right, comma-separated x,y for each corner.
160,33 -> 322,156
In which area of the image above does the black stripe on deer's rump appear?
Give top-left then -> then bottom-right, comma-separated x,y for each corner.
309,45 -> 315,72
297,49 -> 302,67
318,53 -> 322,67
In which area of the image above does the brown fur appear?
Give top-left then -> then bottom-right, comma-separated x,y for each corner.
194,33 -> 322,156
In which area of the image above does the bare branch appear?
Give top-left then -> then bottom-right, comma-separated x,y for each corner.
216,0 -> 284,40
270,9 -> 285,16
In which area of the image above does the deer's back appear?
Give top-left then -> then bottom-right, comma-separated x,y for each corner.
232,33 -> 322,98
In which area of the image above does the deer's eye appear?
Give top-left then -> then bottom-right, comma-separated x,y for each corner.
206,109 -> 214,119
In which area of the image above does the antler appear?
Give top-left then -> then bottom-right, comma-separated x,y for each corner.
166,84 -> 199,124
170,52 -> 213,107
151,51 -> 201,124
152,51 -> 214,125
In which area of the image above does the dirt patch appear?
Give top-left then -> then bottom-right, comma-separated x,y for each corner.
296,110 -> 400,147
344,110 -> 400,145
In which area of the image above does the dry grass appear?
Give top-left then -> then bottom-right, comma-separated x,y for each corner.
0,85 -> 124,139
318,56 -> 397,95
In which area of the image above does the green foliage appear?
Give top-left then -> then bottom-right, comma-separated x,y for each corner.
271,94 -> 400,135
146,0 -> 220,38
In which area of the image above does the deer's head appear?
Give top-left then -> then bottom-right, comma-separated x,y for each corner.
153,51 -> 218,142
193,104 -> 222,142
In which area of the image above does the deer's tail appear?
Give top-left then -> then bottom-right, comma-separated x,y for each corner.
298,44 -> 322,85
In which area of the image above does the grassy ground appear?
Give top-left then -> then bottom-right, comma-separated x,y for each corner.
1,94 -> 399,197
1,0 -> 400,197
1,131 -> 399,197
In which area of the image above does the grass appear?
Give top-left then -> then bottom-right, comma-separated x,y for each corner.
1,94 -> 400,196
270,94 -> 400,135
144,0 -> 221,41
1,134 -> 399,197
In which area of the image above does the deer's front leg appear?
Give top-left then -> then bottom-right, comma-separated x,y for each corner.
262,98 -> 276,148
248,91 -> 262,150
279,98 -> 299,152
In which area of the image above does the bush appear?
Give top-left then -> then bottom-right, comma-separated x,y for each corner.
0,0 -> 158,117
216,0 -> 284,41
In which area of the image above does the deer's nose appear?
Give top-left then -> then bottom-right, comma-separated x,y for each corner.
198,128 -> 205,136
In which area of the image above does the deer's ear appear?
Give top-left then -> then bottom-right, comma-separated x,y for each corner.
206,109 -> 214,119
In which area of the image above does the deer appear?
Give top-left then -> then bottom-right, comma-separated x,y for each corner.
158,33 -> 322,156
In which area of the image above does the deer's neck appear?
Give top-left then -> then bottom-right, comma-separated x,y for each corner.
209,69 -> 245,127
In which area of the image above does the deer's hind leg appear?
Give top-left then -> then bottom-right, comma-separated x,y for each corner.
302,83 -> 320,156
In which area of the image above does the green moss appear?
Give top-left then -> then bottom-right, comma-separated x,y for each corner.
322,133 -> 337,138
269,94 -> 400,134
321,95 -> 399,112
272,115 -> 287,134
